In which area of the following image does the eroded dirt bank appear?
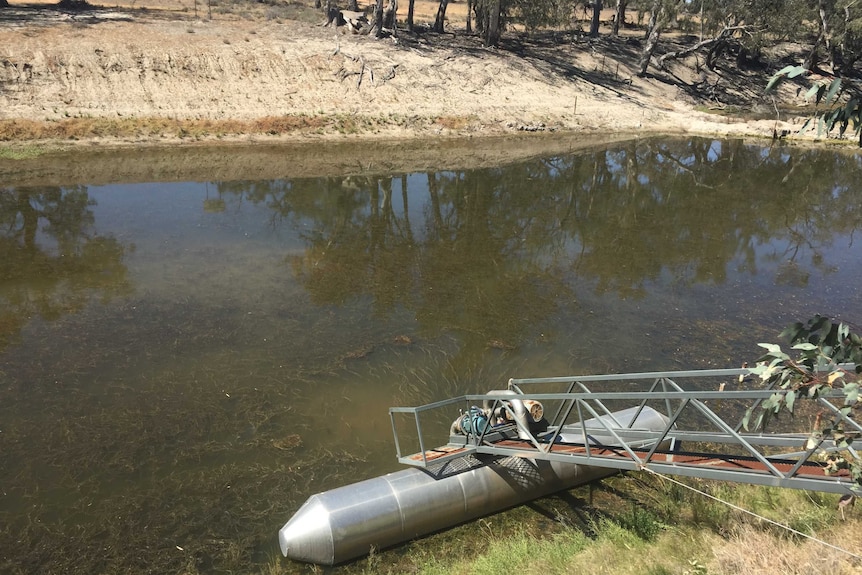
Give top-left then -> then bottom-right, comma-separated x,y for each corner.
0,1 -> 803,157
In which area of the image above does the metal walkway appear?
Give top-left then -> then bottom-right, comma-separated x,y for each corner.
389,368 -> 862,496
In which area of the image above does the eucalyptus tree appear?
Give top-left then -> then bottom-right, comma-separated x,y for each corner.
804,0 -> 862,73
696,0 -> 809,64
640,0 -> 825,74
753,0 -> 862,146
612,0 -> 629,35
485,0 -> 503,45
589,0 -> 602,37
512,0 -> 571,33
638,0 -> 684,76
371,0 -> 398,37
433,0 -> 449,32
406,0 -> 415,31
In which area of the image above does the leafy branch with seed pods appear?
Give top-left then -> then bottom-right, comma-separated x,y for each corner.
744,315 -> 862,486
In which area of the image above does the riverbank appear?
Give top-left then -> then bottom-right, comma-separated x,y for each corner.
0,0 -> 816,153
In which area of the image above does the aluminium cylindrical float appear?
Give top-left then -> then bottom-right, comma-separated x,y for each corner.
279,405 -> 669,565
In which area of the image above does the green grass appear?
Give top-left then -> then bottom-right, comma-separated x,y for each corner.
308,472 -> 862,575
0,145 -> 46,160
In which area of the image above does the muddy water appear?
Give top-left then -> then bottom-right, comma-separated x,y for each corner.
1,136 -> 861,574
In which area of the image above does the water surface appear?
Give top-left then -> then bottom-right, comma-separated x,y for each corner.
2,136 -> 861,574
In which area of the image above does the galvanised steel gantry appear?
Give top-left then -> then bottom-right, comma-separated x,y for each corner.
389,368 -> 862,496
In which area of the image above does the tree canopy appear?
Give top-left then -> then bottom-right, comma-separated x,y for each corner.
433,0 -> 861,81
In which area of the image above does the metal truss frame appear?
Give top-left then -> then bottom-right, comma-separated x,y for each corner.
390,368 -> 862,495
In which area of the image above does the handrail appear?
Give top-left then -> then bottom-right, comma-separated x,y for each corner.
389,368 -> 862,495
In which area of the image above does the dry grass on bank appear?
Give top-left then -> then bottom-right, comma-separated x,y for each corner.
0,114 -> 470,142
0,116 -> 328,142
712,524 -> 862,575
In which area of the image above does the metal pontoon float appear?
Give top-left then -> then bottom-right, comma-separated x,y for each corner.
279,368 -> 862,565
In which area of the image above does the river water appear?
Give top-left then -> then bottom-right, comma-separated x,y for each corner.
1,136 -> 861,574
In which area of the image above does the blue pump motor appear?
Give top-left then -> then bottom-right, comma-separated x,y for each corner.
459,406 -> 489,436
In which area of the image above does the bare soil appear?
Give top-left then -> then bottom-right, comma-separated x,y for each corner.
0,0 -> 815,156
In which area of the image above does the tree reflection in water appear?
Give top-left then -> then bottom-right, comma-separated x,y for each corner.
214,138 -> 862,364
0,186 -> 131,351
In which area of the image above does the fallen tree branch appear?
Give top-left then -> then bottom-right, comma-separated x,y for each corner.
335,54 -> 376,88
657,25 -> 753,69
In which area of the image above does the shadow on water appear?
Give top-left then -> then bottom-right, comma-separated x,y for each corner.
1,137 -> 862,574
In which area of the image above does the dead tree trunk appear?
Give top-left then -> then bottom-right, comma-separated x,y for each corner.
466,0 -> 472,33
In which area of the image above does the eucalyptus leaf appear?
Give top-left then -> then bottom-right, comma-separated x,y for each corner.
785,389 -> 796,412
845,383 -> 859,406
824,78 -> 843,106
758,343 -> 782,354
792,342 -> 818,351
742,407 -> 753,431
753,409 -> 766,431
780,322 -> 804,342
748,363 -> 768,376
805,83 -> 822,100
770,392 -> 783,413
812,316 -> 831,334
766,73 -> 787,92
